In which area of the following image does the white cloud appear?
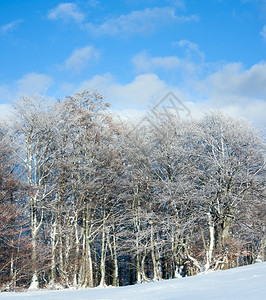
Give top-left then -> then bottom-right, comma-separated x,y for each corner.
174,39 -> 205,60
0,104 -> 13,120
132,52 -> 182,72
132,52 -> 196,76
84,7 -> 198,36
75,60 -> 266,127
222,100 -> 266,126
183,99 -> 266,129
0,73 -> 54,104
0,19 -> 23,35
260,25 -> 266,40
63,45 -> 99,73
76,73 -> 193,124
47,3 -> 84,23
107,74 -> 167,107
188,61 -> 266,127
198,62 -> 266,101
16,73 -> 54,96
77,73 -> 115,92
77,73 -> 181,109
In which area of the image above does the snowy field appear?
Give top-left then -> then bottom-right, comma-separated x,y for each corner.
0,262 -> 265,300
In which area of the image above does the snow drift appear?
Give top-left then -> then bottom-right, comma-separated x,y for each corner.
0,262 -> 265,300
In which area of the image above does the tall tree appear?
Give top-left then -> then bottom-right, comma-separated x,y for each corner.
0,125 -> 30,290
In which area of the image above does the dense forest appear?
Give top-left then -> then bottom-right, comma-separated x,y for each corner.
0,90 -> 265,291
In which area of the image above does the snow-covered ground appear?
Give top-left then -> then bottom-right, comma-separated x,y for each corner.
0,262 -> 265,300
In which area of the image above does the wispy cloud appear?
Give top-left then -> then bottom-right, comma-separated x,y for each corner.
0,73 -> 54,105
47,2 -> 84,23
0,104 -> 13,120
165,0 -> 185,9
132,52 -> 197,77
84,7 -> 198,36
260,25 -> 266,41
198,62 -> 266,100
132,52 -> 183,72
0,19 -> 23,35
88,0 -> 101,7
16,73 -> 54,96
63,45 -> 100,73
174,39 -> 205,60
241,0 -> 266,7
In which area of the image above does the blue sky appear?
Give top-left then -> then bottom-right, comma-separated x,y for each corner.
0,0 -> 266,126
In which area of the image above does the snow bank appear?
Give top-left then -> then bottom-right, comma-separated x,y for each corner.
0,262 -> 265,299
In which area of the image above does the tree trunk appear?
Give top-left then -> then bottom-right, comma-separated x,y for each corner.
29,226 -> 39,289
150,222 -> 162,281
99,219 -> 107,287
256,225 -> 266,263
111,230 -> 119,287
205,210 -> 215,272
73,211 -> 80,287
82,204 -> 94,288
29,194 -> 43,290
140,248 -> 149,283
49,220 -> 57,287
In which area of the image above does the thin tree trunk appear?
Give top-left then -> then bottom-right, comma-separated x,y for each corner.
82,204 -> 94,288
205,210 -> 215,272
99,225 -> 106,287
49,220 -> 57,287
150,222 -> 162,281
99,201 -> 107,288
29,194 -> 43,290
73,211 -> 80,287
140,247 -> 149,282
111,229 -> 119,287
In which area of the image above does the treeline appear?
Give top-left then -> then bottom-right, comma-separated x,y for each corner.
0,90 -> 265,291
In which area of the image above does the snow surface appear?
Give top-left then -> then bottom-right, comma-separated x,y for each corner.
1,262 -> 265,300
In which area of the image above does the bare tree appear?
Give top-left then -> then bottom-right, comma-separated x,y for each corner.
0,124 -> 30,290
194,112 -> 265,271
10,96 -> 57,289
1,91 -> 264,291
